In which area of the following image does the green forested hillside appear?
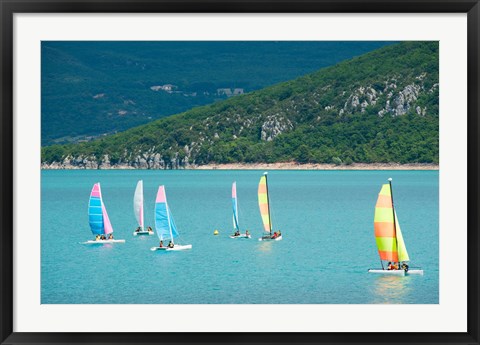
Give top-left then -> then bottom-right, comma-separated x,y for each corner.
42,41 -> 439,168
42,41 -> 392,146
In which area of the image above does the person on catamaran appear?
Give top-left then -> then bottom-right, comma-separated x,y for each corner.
245,230 -> 250,236
135,226 -> 141,233
159,240 -> 164,248
277,230 -> 282,237
401,263 -> 409,272
95,235 -> 100,241
100,235 -> 106,240
234,230 -> 240,236
168,241 -> 174,248
388,262 -> 399,270
271,232 -> 278,239
108,233 -> 113,240
148,226 -> 153,233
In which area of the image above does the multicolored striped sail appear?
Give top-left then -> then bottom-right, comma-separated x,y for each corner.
88,183 -> 113,235
232,182 -> 240,232
133,180 -> 144,230
258,173 -> 271,234
374,182 -> 409,263
155,185 -> 179,242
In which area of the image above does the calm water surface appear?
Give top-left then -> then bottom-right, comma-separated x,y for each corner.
41,170 -> 438,304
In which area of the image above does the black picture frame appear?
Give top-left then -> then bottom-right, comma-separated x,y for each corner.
1,1 -> 479,344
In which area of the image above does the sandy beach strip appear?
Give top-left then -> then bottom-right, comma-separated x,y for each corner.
192,162 -> 439,170
41,162 -> 439,170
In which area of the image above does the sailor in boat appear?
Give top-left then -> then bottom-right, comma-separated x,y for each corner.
387,262 -> 409,272
100,235 -> 106,240
271,231 -> 280,240
148,226 -> 153,233
387,262 -> 399,270
108,233 -> 114,240
234,230 -> 240,237
95,235 -> 100,241
159,240 -> 164,248
135,226 -> 141,233
168,241 -> 174,248
245,230 -> 250,236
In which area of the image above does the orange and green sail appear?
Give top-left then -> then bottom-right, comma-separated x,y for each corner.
258,173 -> 272,234
374,182 -> 410,263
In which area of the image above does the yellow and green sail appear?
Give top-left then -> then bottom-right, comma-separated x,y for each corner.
258,174 -> 271,234
374,183 -> 409,263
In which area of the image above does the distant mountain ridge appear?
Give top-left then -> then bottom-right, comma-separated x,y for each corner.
41,41 -> 439,169
41,41 -> 393,146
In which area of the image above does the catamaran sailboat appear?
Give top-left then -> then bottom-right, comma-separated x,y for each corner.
229,182 -> 251,239
150,185 -> 192,251
368,178 -> 423,276
132,180 -> 153,236
258,172 -> 282,241
81,183 -> 125,245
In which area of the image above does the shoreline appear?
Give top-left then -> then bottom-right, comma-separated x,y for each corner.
41,162 -> 439,170
193,162 -> 438,170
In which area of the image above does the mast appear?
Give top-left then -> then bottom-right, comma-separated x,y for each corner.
140,181 -> 144,231
98,182 -> 113,235
264,172 -> 272,235
134,180 -> 144,231
233,181 -> 239,231
235,185 -> 239,230
98,183 -> 105,234
388,178 -> 399,265
164,187 -> 174,244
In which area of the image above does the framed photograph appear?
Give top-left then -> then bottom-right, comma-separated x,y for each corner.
1,1 -> 478,344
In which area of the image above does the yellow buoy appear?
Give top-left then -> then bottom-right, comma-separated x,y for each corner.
213,230 -> 219,235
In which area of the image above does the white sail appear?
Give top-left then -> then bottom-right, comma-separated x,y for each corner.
232,182 -> 240,231
134,180 -> 144,230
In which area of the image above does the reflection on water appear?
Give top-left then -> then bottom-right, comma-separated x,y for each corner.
257,240 -> 273,253
84,243 -> 114,250
370,276 -> 413,303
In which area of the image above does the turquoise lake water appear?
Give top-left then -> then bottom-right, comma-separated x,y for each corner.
41,170 -> 439,304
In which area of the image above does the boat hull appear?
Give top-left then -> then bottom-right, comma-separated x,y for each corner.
258,235 -> 283,241
133,231 -> 154,236
406,269 -> 424,275
150,244 -> 192,251
81,239 -> 126,245
229,234 -> 251,239
368,269 -> 405,276
368,268 -> 424,276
